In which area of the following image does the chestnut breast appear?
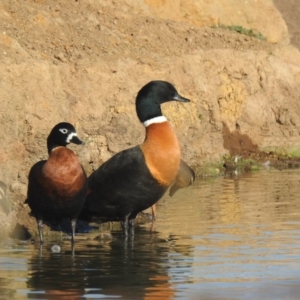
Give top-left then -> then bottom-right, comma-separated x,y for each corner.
140,122 -> 180,186
41,147 -> 85,198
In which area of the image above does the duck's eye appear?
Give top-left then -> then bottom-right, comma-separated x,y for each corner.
59,128 -> 68,134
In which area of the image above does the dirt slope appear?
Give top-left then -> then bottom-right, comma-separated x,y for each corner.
0,0 -> 300,236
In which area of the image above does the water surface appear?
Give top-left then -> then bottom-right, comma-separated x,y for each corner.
1,168 -> 300,299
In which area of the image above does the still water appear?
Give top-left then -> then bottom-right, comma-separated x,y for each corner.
1,168 -> 300,299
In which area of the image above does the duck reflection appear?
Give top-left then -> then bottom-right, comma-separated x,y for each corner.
26,228 -> 193,299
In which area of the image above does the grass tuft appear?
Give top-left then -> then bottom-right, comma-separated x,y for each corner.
212,24 -> 267,41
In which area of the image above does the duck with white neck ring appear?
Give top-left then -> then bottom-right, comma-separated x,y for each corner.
80,80 -> 190,235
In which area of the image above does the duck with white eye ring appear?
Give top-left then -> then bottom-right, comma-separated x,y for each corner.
26,122 -> 88,248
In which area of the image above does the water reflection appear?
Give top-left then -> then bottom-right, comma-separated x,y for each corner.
26,230 -> 193,299
1,169 -> 300,299
154,168 -> 300,298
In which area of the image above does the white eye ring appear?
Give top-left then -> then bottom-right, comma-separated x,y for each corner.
59,128 -> 68,134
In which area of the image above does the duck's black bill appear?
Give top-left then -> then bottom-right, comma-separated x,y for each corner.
71,136 -> 85,145
173,93 -> 190,103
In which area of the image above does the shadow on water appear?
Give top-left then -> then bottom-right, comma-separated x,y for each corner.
1,169 -> 300,299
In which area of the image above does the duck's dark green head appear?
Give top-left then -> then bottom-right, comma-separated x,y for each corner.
135,80 -> 190,123
47,122 -> 84,153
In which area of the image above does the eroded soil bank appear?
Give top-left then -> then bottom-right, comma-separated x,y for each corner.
1,0 -> 300,238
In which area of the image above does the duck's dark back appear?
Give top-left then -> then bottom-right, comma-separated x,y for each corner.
84,146 -> 167,221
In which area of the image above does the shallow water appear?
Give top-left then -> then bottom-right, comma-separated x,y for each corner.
1,168 -> 300,299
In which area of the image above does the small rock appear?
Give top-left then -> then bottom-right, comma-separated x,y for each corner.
51,244 -> 61,253
54,52 -> 66,62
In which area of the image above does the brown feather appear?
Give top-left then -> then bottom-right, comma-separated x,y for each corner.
169,159 -> 195,196
40,147 -> 86,199
140,122 -> 180,186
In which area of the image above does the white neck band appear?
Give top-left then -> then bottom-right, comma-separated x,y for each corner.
143,116 -> 167,127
